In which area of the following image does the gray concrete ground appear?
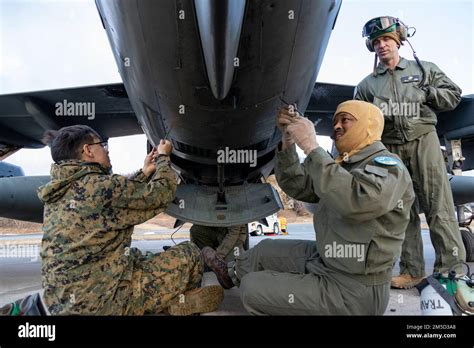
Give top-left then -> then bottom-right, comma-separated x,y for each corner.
0,223 -> 472,315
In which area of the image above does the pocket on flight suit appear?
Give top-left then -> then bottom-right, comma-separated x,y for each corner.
404,86 -> 427,126
324,215 -> 375,275
426,164 -> 455,220
373,96 -> 394,127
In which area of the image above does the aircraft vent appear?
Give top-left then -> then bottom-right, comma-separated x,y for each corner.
174,141 -> 213,158
174,138 -> 270,158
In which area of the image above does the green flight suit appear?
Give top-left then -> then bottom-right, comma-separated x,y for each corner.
229,142 -> 415,315
190,225 -> 248,262
355,57 -> 466,276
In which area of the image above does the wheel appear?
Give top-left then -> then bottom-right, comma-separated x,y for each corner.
255,225 -> 263,236
273,223 -> 280,235
460,228 -> 474,262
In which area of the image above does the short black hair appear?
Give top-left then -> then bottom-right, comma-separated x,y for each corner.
42,125 -> 102,163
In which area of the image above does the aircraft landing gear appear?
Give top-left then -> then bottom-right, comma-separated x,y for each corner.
455,193 -> 474,262
460,227 -> 474,262
446,138 -> 474,261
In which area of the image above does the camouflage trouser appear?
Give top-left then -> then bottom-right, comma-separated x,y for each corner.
125,241 -> 203,315
386,131 -> 466,276
190,225 -> 248,262
230,239 -> 390,315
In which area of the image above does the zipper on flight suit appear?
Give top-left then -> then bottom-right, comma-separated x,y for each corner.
389,69 -> 408,142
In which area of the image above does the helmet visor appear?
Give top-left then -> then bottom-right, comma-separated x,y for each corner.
362,16 -> 398,39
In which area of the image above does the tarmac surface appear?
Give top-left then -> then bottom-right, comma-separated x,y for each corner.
1,223 -> 472,315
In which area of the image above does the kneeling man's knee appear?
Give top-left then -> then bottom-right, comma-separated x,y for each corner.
239,273 -> 268,315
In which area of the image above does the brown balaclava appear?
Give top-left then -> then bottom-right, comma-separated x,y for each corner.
333,100 -> 384,164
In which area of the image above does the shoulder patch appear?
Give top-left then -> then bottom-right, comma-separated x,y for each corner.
374,156 -> 400,166
364,164 -> 388,177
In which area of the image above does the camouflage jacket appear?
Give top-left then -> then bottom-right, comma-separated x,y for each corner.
37,156 -> 177,315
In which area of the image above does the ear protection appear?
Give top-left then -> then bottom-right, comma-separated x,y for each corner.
364,17 -> 409,52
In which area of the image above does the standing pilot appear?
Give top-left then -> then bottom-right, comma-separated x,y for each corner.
354,16 -> 466,289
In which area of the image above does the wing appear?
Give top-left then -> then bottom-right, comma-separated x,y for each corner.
305,86 -> 474,171
304,82 -> 355,136
0,83 -> 142,154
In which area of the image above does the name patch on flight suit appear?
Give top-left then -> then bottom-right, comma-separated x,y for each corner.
401,75 -> 421,83
364,164 -> 388,177
374,156 -> 400,166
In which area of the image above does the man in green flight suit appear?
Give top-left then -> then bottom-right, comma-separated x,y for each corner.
38,125 -> 223,315
354,16 -> 466,288
202,100 -> 415,315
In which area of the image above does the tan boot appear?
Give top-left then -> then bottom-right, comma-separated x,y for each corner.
167,285 -> 224,316
391,274 -> 425,289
